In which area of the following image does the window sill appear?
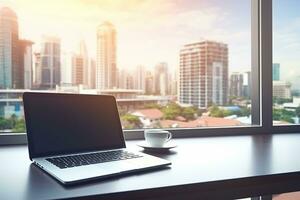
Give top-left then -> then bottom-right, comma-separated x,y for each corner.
2,124 -> 300,145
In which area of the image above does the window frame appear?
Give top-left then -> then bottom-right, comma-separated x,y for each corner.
1,0 -> 299,146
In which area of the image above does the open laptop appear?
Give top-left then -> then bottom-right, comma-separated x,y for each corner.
23,92 -> 171,185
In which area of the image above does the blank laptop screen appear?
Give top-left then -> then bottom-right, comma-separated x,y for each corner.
23,93 -> 125,159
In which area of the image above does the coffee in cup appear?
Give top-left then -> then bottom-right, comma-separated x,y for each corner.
144,129 -> 172,147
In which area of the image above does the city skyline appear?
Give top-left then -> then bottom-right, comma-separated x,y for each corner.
0,0 -> 251,74
2,1 -> 300,85
0,5 -> 281,94
0,0 -> 296,130
0,5 -> 291,97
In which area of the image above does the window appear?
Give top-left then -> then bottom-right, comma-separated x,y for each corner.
1,0 -> 299,144
0,0 -> 253,137
273,0 -> 300,126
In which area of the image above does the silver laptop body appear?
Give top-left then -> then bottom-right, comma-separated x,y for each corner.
23,92 -> 171,185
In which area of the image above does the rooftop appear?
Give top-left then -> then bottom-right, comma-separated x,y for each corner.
132,109 -> 163,120
161,116 -> 243,128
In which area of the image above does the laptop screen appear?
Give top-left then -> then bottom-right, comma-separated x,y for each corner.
23,92 -> 125,159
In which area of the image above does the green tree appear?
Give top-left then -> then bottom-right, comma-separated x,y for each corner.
223,110 -> 232,117
273,108 -> 281,121
208,105 -> 234,118
182,107 -> 197,120
209,105 -> 224,117
13,119 -> 26,132
209,105 -> 219,116
10,114 -> 18,127
273,97 -> 292,105
121,114 -> 142,129
273,108 -> 295,123
162,103 -> 181,120
240,107 -> 250,117
0,117 -> 13,130
281,115 -> 294,124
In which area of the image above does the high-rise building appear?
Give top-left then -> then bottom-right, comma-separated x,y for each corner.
0,7 -> 19,89
242,71 -> 251,98
33,52 -> 41,87
79,40 -> 89,87
89,58 -> 96,89
39,36 -> 61,89
179,41 -> 228,108
118,68 -> 127,89
0,7 -> 33,89
118,68 -> 134,89
134,65 -> 146,93
170,69 -> 177,95
19,40 -> 34,89
126,74 -> 134,90
145,70 -> 154,95
71,54 -> 84,85
96,21 -> 117,90
273,63 -> 280,81
154,62 -> 168,95
230,72 -> 244,97
273,81 -> 292,99
60,52 -> 72,85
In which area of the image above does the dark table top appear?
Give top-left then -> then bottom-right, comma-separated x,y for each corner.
1,133 -> 300,200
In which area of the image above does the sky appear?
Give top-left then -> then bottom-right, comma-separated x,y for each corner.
273,0 -> 300,89
1,0 -> 251,74
2,0 -> 300,89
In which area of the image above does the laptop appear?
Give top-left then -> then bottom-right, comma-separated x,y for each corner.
23,92 -> 171,185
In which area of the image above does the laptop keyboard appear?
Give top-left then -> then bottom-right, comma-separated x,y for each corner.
46,150 -> 142,169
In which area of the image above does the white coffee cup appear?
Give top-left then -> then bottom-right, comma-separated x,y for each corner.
144,129 -> 172,147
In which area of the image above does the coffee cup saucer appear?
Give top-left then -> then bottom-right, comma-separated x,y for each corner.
137,142 -> 177,152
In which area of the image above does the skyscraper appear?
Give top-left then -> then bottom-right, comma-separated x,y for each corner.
89,58 -> 96,89
230,72 -> 244,97
126,74 -> 134,89
243,71 -> 251,98
71,54 -> 84,85
134,65 -> 146,93
19,40 -> 34,89
0,7 -> 19,89
118,68 -> 134,89
33,52 -> 41,87
39,36 -> 61,89
96,21 -> 117,90
79,40 -> 89,87
154,62 -> 168,96
60,52 -> 72,85
273,63 -> 280,81
179,41 -> 228,108
118,68 -> 127,89
145,70 -> 154,95
170,69 -> 178,95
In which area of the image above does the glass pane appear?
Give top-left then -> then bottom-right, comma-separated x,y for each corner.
0,0 -> 252,134
273,0 -> 300,125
